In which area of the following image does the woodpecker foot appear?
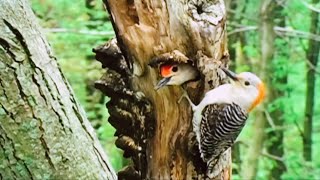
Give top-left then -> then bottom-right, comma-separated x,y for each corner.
178,90 -> 196,110
178,90 -> 187,104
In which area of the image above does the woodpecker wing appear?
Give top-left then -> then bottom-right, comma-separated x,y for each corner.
199,103 -> 248,162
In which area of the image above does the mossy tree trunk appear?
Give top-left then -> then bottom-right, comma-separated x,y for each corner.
0,0 -> 116,179
94,0 -> 231,179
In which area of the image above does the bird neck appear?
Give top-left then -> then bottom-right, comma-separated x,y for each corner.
248,82 -> 265,112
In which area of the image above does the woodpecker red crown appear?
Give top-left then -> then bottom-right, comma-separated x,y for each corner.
160,64 -> 174,77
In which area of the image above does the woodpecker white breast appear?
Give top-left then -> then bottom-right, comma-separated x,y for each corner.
155,63 -> 199,90
180,68 -> 266,178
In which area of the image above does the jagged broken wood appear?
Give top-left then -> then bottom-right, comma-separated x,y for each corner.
94,40 -> 155,179
94,0 -> 231,179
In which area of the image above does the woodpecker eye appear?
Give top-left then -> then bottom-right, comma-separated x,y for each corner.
172,66 -> 178,72
244,81 -> 250,86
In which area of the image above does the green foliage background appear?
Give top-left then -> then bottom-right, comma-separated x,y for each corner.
227,0 -> 320,179
30,0 -> 320,179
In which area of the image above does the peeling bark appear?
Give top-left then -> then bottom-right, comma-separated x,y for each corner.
95,0 -> 230,179
0,0 -> 116,179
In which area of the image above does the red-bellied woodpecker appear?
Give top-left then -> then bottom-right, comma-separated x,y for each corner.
155,64 -> 266,178
181,68 -> 265,178
155,63 -> 199,90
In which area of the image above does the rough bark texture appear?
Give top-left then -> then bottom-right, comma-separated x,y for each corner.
94,0 -> 230,179
303,0 -> 320,162
0,1 -> 116,179
242,0 -> 275,179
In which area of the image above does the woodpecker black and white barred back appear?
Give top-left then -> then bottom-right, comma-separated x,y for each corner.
155,64 -> 266,178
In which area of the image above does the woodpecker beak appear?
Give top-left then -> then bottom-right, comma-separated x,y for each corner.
222,68 -> 238,81
155,77 -> 171,90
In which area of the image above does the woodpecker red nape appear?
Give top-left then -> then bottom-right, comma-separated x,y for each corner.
160,64 -> 174,77
248,82 -> 266,111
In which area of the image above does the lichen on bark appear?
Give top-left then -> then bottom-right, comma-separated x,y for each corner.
0,0 -> 116,179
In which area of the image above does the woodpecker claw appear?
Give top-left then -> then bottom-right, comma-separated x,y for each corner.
178,90 -> 196,110
178,91 -> 187,104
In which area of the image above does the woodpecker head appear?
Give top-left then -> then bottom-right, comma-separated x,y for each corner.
155,63 -> 199,90
222,68 -> 266,112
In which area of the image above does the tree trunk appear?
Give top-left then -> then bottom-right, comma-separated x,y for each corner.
95,0 -> 230,179
241,113 -> 266,179
242,0 -> 276,179
266,4 -> 287,179
0,0 -> 116,179
303,0 -> 320,162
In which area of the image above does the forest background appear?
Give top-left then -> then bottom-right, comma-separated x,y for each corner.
30,0 -> 320,179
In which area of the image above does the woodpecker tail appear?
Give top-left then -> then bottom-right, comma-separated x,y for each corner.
206,158 -> 219,178
206,149 -> 232,179
178,90 -> 196,111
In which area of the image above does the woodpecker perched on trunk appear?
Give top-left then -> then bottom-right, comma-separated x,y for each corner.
155,63 -> 199,90
180,68 -> 266,178
154,63 -> 265,177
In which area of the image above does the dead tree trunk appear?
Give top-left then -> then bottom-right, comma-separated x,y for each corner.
94,0 -> 230,179
0,0 -> 116,179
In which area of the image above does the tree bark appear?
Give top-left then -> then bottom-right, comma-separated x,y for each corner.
95,0 -> 230,179
303,0 -> 320,162
0,0 -> 116,179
